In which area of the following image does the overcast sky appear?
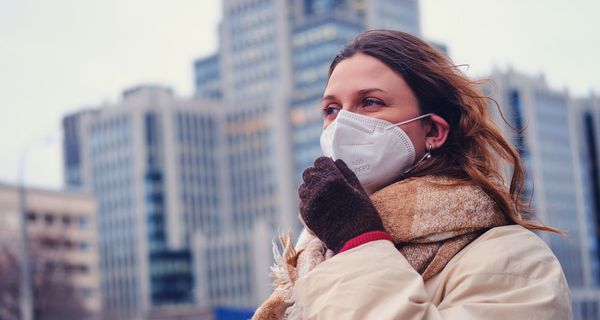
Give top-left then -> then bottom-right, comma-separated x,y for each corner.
1,0 -> 598,189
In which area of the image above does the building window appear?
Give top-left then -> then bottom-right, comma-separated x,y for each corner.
44,214 -> 54,226
82,288 -> 95,298
62,215 -> 71,227
80,242 -> 91,252
62,239 -> 74,250
26,211 -> 37,222
79,217 -> 89,229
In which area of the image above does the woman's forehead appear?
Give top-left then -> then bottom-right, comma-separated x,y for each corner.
326,54 -> 408,97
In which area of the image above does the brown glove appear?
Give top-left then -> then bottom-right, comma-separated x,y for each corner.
299,157 -> 389,253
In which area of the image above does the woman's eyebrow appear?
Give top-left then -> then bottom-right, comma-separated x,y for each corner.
358,88 -> 387,95
322,88 -> 387,101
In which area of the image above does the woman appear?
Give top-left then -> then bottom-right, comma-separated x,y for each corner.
253,30 -> 571,319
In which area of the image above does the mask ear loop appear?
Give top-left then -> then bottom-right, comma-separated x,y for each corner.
384,113 -> 434,130
402,143 -> 433,175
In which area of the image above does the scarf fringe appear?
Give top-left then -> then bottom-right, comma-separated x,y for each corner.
269,231 -> 298,291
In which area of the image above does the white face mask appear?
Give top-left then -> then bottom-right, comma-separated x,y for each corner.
320,110 -> 433,194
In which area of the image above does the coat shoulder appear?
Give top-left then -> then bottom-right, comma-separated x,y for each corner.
447,225 -> 565,281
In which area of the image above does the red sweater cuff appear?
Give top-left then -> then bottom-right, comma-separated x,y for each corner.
338,231 -> 392,253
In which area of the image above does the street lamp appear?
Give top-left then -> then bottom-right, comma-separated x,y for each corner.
17,149 -> 33,320
17,132 -> 58,320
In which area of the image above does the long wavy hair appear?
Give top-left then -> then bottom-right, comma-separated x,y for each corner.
329,29 -> 561,234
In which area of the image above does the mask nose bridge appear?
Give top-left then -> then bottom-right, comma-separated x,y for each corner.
338,116 -> 378,134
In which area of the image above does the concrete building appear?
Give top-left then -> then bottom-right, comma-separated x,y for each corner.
571,94 -> 600,319
486,69 -> 600,319
63,85 -> 274,317
0,183 -> 101,319
64,86 -> 214,318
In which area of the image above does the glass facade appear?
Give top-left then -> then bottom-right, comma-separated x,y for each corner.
176,111 -> 221,239
532,89 -> 584,287
369,0 -> 420,35
575,100 -> 600,289
582,111 -> 600,285
89,114 -> 141,319
226,0 -> 279,102
145,111 -> 194,306
573,299 -> 600,320
194,54 -> 222,99
204,240 -> 254,306
225,105 -> 277,233
63,114 -> 83,187
506,89 -> 534,202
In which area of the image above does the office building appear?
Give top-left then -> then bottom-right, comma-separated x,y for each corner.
0,183 -> 101,319
486,69 -> 600,319
65,86 -> 217,318
195,0 -> 423,232
191,0 -> 424,308
64,85 -> 278,317
571,94 -> 600,319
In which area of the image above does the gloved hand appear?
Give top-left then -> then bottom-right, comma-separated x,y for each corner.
299,157 -> 389,253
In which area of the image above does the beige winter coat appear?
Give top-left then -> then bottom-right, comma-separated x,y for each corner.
293,225 -> 572,319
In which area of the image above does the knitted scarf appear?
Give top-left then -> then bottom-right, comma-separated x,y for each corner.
253,176 -> 508,320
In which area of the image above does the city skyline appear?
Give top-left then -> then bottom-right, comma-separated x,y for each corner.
1,0 -> 599,189
2,1 -> 600,318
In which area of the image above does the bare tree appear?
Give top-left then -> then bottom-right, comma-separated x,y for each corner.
0,242 -> 88,320
0,245 -> 20,320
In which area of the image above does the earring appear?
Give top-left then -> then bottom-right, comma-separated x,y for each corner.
425,143 -> 433,159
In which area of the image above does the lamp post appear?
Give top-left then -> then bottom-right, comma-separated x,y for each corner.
17,132 -> 58,320
19,149 -> 33,320
18,148 -> 33,320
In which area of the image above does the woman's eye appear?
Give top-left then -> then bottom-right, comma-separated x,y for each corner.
363,98 -> 384,108
323,105 -> 340,117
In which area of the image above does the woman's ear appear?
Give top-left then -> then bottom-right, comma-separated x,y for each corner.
426,114 -> 449,150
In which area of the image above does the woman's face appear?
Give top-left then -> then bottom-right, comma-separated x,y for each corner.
322,53 -> 431,159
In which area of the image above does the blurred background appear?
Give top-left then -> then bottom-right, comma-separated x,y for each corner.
1,0 -> 599,319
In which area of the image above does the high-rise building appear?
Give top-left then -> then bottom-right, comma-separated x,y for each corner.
64,86 -> 227,318
0,183 -> 101,319
192,0 -> 423,307
571,94 -> 600,319
63,108 -> 98,191
195,0 -> 423,233
486,69 -> 600,319
65,84 -> 280,317
194,55 -> 222,99
197,0 -> 423,307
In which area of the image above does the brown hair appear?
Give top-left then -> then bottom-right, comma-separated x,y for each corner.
329,29 -> 561,234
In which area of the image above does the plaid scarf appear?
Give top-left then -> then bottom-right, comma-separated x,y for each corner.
253,176 -> 507,320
